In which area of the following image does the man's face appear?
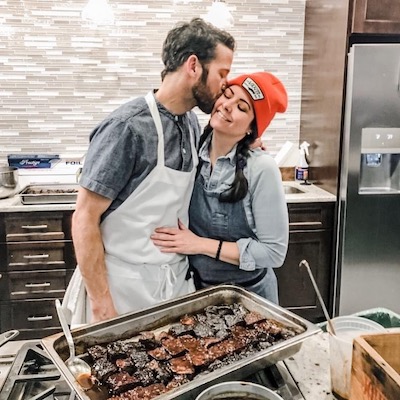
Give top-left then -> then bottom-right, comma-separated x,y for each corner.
192,44 -> 233,114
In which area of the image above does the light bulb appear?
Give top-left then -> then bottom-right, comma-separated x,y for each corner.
204,0 -> 234,29
82,0 -> 115,25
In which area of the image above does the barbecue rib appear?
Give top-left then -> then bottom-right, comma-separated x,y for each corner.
86,304 -> 298,399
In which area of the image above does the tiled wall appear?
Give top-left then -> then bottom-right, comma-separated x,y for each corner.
0,0 -> 305,163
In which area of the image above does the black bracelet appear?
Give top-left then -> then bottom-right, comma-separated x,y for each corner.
216,240 -> 223,261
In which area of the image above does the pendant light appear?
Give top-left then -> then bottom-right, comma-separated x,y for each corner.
204,0 -> 234,29
82,0 -> 115,25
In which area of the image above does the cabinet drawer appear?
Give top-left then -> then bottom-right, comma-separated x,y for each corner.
7,241 -> 65,269
8,269 -> 67,300
9,299 -> 60,330
288,203 -> 334,231
5,213 -> 64,242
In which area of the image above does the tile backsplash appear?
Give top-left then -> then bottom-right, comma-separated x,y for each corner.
0,0 -> 305,163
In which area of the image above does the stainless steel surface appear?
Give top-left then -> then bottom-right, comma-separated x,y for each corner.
42,285 -> 320,400
19,183 -> 79,204
0,339 -> 305,400
0,331 -> 19,349
195,381 -> 284,400
335,42 -> 400,315
282,185 -> 305,195
299,260 -> 336,336
0,166 -> 18,189
55,300 -> 91,389
0,341 -> 72,400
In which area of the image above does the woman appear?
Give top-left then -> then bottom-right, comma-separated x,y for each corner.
151,71 -> 289,303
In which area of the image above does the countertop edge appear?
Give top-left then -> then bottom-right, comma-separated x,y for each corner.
0,182 -> 336,212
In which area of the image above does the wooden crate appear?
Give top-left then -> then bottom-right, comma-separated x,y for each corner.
350,332 -> 400,400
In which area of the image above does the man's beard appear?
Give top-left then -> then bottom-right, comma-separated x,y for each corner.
192,69 -> 219,114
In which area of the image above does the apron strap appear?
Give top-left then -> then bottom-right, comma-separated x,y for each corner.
145,91 -> 164,166
145,91 -> 198,170
154,263 -> 178,301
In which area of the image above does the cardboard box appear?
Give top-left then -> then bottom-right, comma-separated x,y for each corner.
8,154 -> 60,169
350,332 -> 400,400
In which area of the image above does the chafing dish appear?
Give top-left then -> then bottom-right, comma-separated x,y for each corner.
19,183 -> 79,204
41,285 -> 321,400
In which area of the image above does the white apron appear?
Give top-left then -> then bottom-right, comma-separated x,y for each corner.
63,92 -> 197,326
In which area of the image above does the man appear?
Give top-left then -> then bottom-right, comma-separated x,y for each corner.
63,18 -> 235,325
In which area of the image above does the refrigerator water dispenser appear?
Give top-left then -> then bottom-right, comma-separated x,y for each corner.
359,127 -> 400,194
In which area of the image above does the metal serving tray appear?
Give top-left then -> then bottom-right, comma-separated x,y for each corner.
41,285 -> 321,400
19,183 -> 79,204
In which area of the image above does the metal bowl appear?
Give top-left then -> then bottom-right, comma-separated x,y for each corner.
195,381 -> 284,400
0,166 -> 18,188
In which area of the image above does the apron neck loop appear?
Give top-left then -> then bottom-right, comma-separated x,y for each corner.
145,91 -> 165,166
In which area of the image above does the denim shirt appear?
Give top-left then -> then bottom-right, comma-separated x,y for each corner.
192,134 -> 289,272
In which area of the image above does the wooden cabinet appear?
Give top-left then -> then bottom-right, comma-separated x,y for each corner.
0,211 -> 75,339
275,202 -> 335,323
352,0 -> 400,33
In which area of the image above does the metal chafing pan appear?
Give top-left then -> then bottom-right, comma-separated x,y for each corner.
19,183 -> 79,204
41,285 -> 321,400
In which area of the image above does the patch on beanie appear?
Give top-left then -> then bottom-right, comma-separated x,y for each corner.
242,77 -> 264,101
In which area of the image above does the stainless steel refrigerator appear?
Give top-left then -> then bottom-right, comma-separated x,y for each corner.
334,40 -> 400,316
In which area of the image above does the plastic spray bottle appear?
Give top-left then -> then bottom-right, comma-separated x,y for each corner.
295,141 -> 310,184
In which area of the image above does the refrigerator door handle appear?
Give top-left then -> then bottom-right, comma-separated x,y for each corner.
398,64 -> 400,93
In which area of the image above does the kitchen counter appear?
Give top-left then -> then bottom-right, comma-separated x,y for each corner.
282,181 -> 336,203
0,332 -> 335,399
0,181 -> 336,212
0,183 -> 76,212
284,332 -> 335,399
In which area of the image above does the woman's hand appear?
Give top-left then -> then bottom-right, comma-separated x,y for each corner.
250,137 -> 266,150
151,220 -> 203,255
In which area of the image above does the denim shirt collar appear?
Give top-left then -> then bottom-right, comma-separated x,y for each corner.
199,132 -> 237,167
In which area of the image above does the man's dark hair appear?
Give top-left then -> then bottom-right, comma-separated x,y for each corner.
161,18 -> 235,80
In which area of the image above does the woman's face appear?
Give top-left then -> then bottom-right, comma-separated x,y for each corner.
209,85 -> 255,141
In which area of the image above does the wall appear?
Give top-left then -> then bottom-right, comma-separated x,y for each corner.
0,0 -> 305,163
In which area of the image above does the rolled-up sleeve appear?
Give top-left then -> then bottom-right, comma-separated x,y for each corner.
237,153 -> 289,271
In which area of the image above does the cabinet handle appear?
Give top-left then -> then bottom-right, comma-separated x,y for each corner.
398,64 -> 400,93
25,282 -> 51,288
23,254 -> 50,259
27,315 -> 53,322
289,222 -> 323,227
21,224 -> 48,229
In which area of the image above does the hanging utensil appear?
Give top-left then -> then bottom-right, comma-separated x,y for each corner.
0,329 -> 19,348
299,259 -> 336,335
55,299 -> 93,390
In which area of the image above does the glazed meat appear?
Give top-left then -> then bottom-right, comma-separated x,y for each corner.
109,383 -> 166,400
92,358 -> 118,381
86,303 -> 299,400
115,357 -> 135,372
106,371 -> 140,395
168,355 -> 195,375
87,344 -> 107,360
147,346 -> 171,361
160,337 -> 186,356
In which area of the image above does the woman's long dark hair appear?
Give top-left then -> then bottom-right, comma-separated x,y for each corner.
198,120 -> 258,203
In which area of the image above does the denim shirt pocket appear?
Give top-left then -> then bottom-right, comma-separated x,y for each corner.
212,211 -> 229,238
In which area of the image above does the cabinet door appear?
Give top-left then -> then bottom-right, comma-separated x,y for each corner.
0,298 -> 63,340
5,212 -> 64,242
352,0 -> 400,33
8,269 -> 68,300
7,241 -> 65,271
275,230 -> 333,323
